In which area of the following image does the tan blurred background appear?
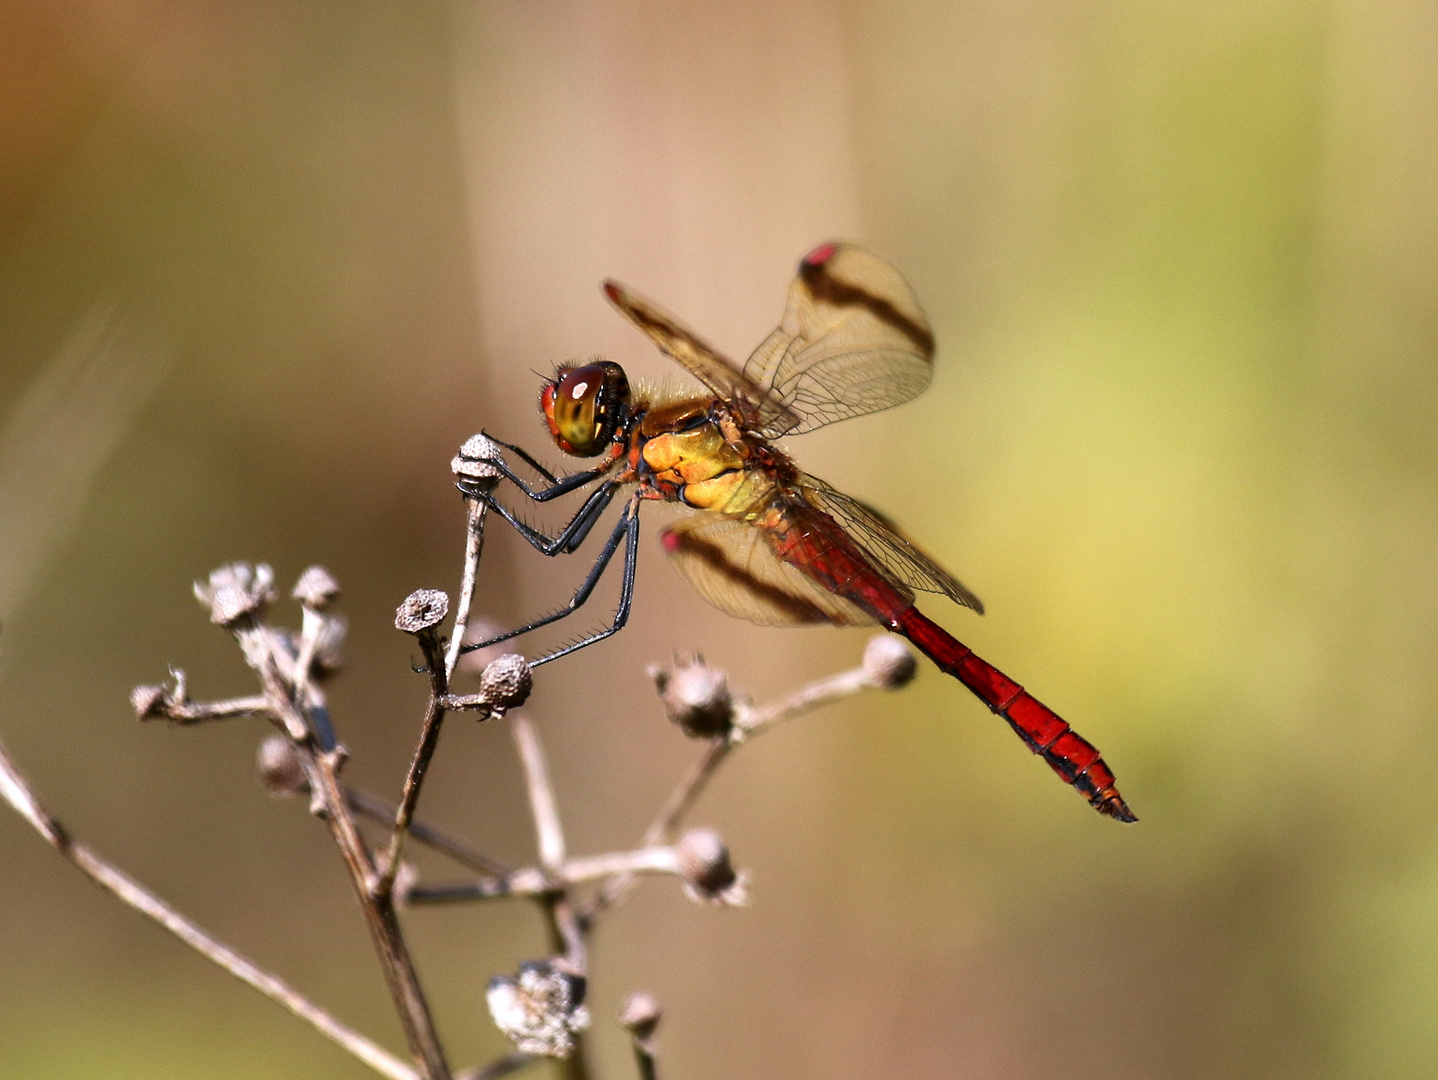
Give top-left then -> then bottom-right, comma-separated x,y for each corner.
2,1 -> 1436,1077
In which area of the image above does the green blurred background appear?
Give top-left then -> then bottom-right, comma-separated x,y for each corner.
2,1 -> 1435,1077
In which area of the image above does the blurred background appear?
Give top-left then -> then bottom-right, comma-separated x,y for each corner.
1,1 -> 1435,1077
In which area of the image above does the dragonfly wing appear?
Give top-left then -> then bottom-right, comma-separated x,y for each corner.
603,280 -> 803,430
744,243 -> 936,437
659,511 -> 877,628
799,473 -> 984,614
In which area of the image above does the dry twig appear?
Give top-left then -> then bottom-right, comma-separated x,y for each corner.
0,433 -> 920,1080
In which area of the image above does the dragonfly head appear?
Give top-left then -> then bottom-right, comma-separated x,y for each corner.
540,360 -> 633,457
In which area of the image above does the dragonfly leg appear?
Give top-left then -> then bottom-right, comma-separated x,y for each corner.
461,497 -> 641,662
456,434 -> 606,503
529,499 -> 641,668
468,478 -> 620,560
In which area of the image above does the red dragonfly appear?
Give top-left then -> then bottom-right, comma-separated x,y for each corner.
460,244 -> 1135,821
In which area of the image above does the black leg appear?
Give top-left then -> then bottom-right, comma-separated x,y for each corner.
475,477 -> 620,557
455,434 -> 607,503
529,499 -> 642,668
483,434 -> 559,483
460,496 -> 642,661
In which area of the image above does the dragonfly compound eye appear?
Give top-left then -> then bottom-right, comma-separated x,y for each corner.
541,361 -> 631,457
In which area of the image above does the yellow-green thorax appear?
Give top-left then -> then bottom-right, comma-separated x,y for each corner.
639,421 -> 778,518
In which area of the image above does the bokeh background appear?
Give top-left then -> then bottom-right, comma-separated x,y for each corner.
2,1 -> 1435,1077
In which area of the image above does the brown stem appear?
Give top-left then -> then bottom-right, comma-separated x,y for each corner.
583,659 -> 879,925
0,735 -> 417,1080
509,712 -> 565,871
377,629 -> 450,899
444,497 -> 490,680
242,622 -> 451,1080
405,846 -> 678,905
345,786 -> 510,877
146,694 -> 271,724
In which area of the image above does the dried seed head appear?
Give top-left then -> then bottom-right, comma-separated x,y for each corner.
195,563 -> 276,627
653,656 -> 734,738
130,684 -> 166,720
255,734 -> 308,797
394,589 -> 449,634
675,828 -> 749,907
862,634 -> 918,689
478,654 -> 532,714
453,434 -> 504,490
292,565 -> 341,610
619,991 -> 662,1042
486,959 -> 590,1058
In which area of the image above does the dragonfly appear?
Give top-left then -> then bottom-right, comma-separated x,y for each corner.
458,243 -> 1135,822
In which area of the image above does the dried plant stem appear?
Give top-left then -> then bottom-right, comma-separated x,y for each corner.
151,694 -> 271,724
508,709 -> 590,1080
242,624 -> 451,1080
510,711 -> 565,870
585,660 -> 880,923
378,631 -> 450,898
406,847 -> 678,905
631,1040 -> 658,1080
510,711 -> 585,964
737,665 -> 873,737
643,740 -> 730,847
445,497 -> 490,679
345,786 -> 509,877
0,735 -> 418,1080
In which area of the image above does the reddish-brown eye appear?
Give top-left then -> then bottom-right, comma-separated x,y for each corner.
541,361 -> 631,457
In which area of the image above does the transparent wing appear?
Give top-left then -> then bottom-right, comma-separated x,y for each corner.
658,511 -> 877,628
602,280 -> 803,432
744,243 -> 936,437
798,473 -> 984,614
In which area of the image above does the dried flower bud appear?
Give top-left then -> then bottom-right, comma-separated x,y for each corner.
652,656 -> 733,738
452,434 -> 504,490
619,991 -> 662,1042
394,589 -> 449,634
292,566 -> 341,610
194,563 -> 276,627
478,654 -> 533,714
675,828 -> 749,907
255,734 -> 308,797
130,684 -> 166,720
862,634 -> 917,689
486,959 -> 590,1058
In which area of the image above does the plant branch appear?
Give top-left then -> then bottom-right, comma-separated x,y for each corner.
510,711 -> 565,871
445,496 -> 490,680
377,628 -> 450,899
584,652 -> 890,924
0,734 -> 418,1080
405,847 -> 679,906
139,693 -> 272,725
345,786 -> 510,877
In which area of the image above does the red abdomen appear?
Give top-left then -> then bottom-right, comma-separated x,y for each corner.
893,606 -> 1136,821
766,501 -> 1136,821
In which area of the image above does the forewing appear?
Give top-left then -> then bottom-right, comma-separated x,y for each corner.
799,473 -> 984,614
744,243 -> 936,437
659,511 -> 876,628
603,280 -> 802,430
